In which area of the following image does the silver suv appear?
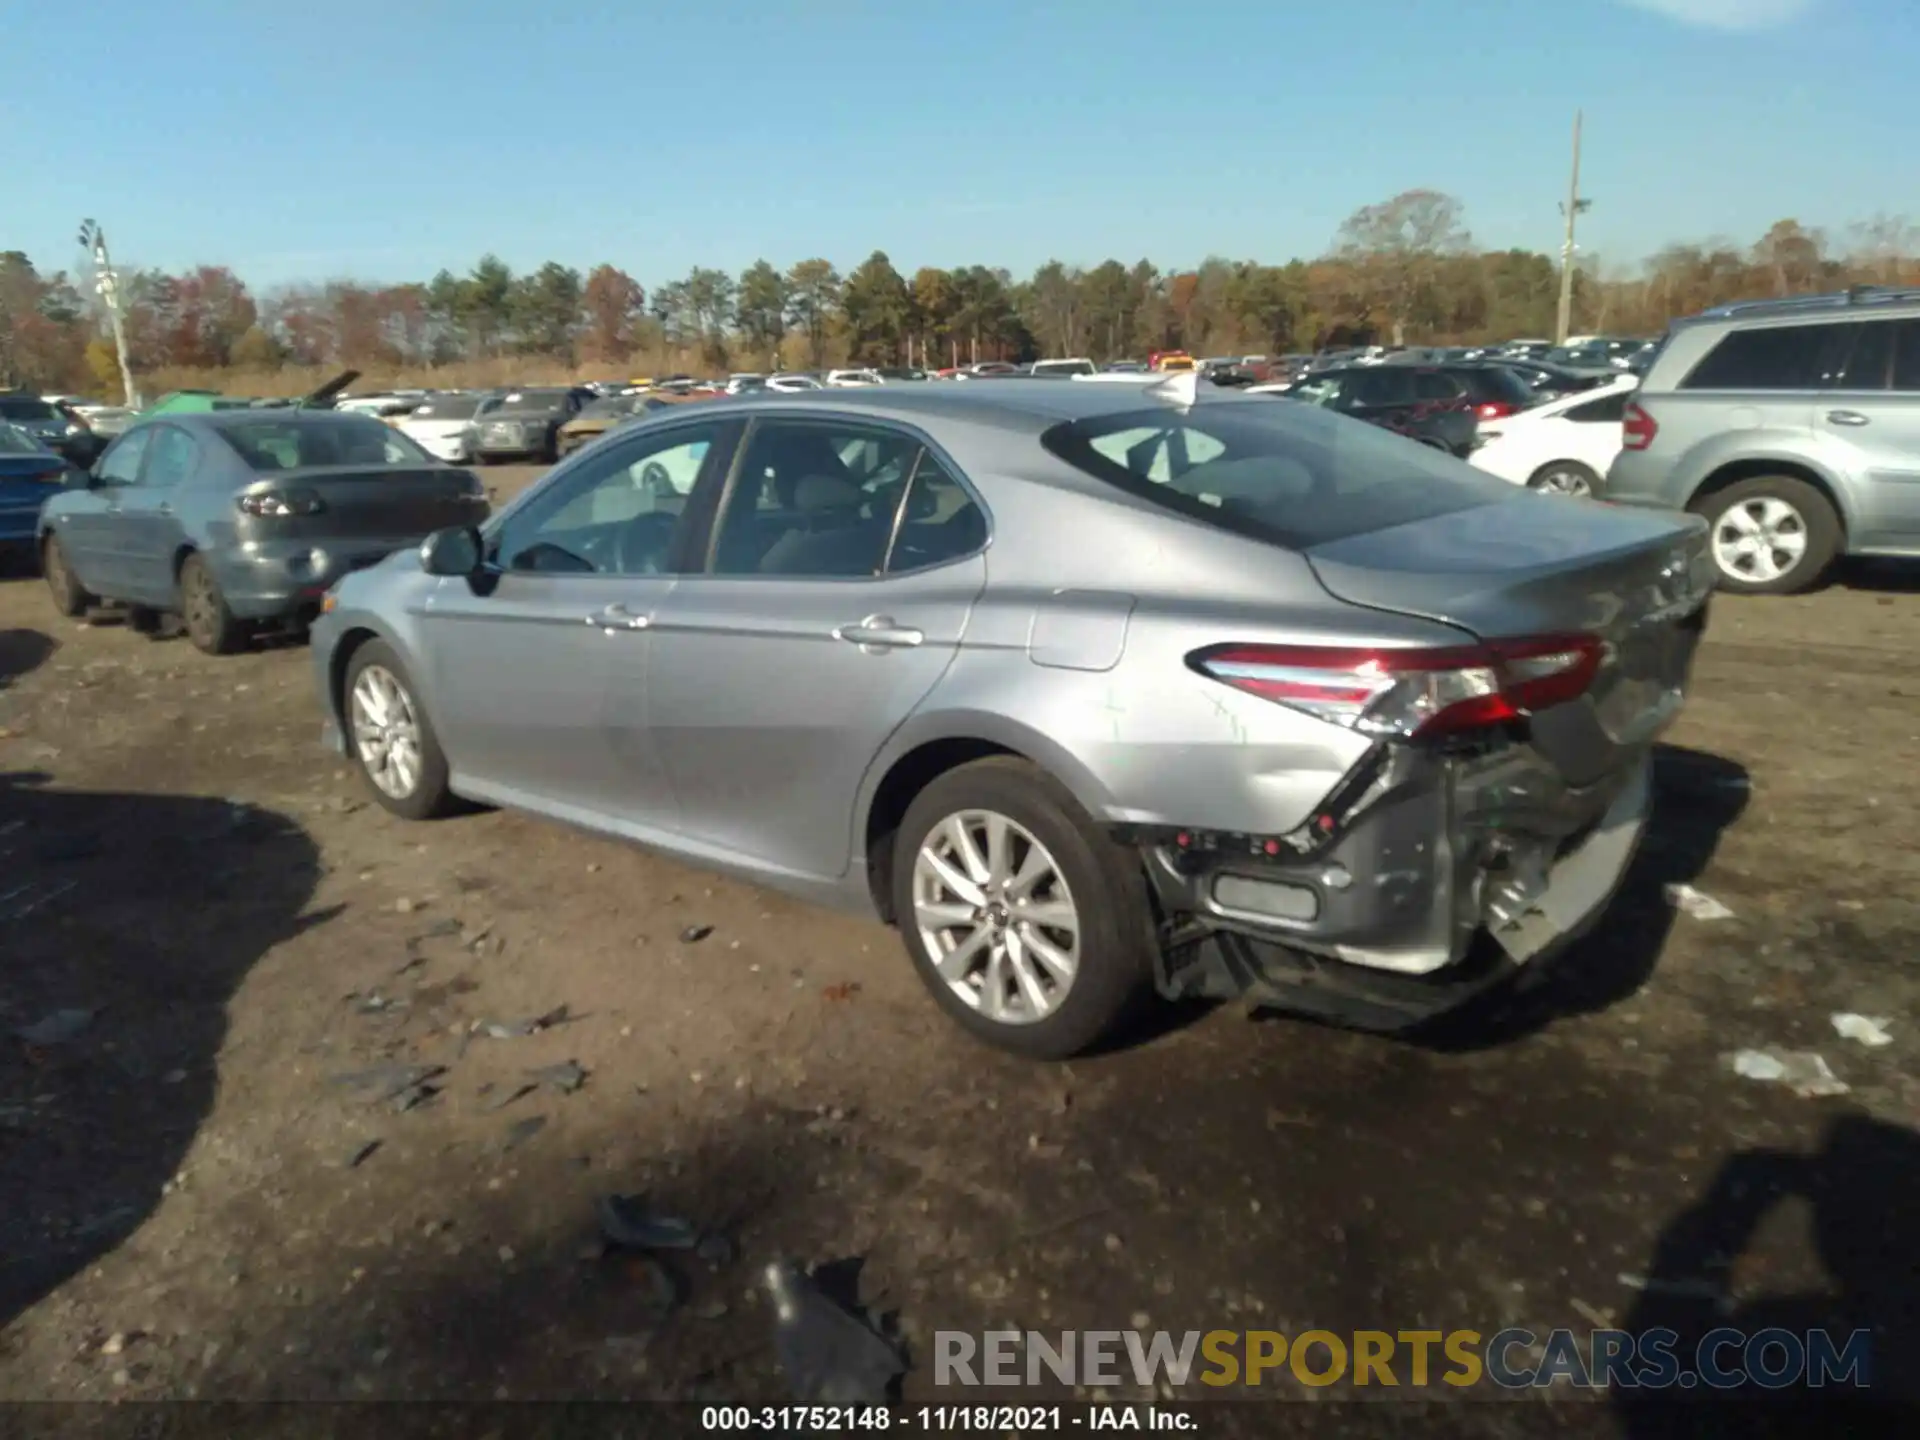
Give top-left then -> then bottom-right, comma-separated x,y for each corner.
1601,285 -> 1920,594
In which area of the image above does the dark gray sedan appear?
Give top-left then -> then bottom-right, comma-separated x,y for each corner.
38,410 -> 488,654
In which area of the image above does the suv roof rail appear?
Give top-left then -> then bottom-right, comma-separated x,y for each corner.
1692,284 -> 1920,322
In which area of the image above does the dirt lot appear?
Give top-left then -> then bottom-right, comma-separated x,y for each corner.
2,466 -> 1917,1429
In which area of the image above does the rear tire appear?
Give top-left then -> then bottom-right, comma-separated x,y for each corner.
1694,475 -> 1840,596
890,757 -> 1156,1060
1527,460 -> 1599,497
41,534 -> 93,618
178,554 -> 248,655
342,639 -> 456,820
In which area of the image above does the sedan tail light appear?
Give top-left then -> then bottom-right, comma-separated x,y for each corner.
1622,402 -> 1657,451
238,487 -> 325,517
1188,636 -> 1605,741
1473,400 -> 1520,421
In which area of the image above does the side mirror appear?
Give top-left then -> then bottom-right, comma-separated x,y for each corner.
420,525 -> 484,577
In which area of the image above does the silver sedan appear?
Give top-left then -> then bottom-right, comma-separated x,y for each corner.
310,379 -> 1714,1058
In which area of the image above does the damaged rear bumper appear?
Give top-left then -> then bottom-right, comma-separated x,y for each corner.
1133,741 -> 1654,1032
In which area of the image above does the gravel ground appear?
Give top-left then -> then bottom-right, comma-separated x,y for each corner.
2,468 -> 1915,1432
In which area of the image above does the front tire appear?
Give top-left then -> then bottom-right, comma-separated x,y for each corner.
41,534 -> 93,617
890,757 -> 1155,1060
179,554 -> 247,655
1695,475 -> 1840,596
342,639 -> 456,820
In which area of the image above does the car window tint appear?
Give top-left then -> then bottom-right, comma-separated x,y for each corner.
141,426 -> 198,488
1891,320 -> 1920,392
885,453 -> 987,573
493,425 -> 716,576
710,420 -> 914,578
1832,320 -> 1893,390
1564,390 -> 1630,423
1681,323 -> 1842,390
1042,402 -> 1515,551
96,428 -> 152,485
1411,371 -> 1461,401
1348,369 -> 1413,406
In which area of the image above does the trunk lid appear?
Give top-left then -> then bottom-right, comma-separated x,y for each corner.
1306,495 -> 1713,786
241,465 -> 487,540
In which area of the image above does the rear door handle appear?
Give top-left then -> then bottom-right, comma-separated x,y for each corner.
1827,410 -> 1870,427
834,614 -> 924,649
587,602 -> 648,631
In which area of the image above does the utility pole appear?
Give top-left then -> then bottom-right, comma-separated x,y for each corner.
76,219 -> 140,408
1554,111 -> 1591,346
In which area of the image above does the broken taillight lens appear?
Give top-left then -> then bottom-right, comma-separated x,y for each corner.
1189,635 -> 1605,740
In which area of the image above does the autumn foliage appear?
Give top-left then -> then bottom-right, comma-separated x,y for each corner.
3,196 -> 1915,402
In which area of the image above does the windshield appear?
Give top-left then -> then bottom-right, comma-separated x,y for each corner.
1040,401 -> 1515,550
580,396 -> 650,419
0,398 -> 58,421
408,395 -> 483,421
217,416 -> 436,472
0,422 -> 50,455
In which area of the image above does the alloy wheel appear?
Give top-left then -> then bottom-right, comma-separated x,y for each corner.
350,664 -> 424,799
911,809 -> 1081,1026
1712,496 -> 1808,585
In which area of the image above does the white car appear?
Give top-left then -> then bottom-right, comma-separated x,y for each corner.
765,374 -> 825,392
825,369 -> 881,387
396,392 -> 485,463
1467,375 -> 1638,497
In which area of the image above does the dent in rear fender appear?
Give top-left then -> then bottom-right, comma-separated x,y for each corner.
878,639 -> 1373,834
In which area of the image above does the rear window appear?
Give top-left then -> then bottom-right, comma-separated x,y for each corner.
1458,366 -> 1537,406
1040,402 -> 1515,551
217,416 -> 434,472
489,391 -> 570,415
0,398 -> 57,421
1564,389 -> 1631,423
0,423 -> 48,455
411,395 -> 482,421
1681,322 -> 1846,391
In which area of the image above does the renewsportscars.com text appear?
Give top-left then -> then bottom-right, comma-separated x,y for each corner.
935,1326 -> 1872,1390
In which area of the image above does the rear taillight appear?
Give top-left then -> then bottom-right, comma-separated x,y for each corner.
238,487 -> 325,517
1189,635 -> 1605,741
1474,400 -> 1519,421
1622,402 -> 1657,451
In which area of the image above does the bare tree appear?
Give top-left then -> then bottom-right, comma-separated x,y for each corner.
1333,190 -> 1472,345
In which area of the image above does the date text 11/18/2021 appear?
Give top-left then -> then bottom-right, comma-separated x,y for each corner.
700,1405 -> 1198,1431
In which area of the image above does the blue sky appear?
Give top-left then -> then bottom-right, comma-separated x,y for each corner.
8,0 -> 1913,292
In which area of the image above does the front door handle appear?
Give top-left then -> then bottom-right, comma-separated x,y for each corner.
1827,410 -> 1870,427
157,502 -> 173,516
587,602 -> 649,631
834,614 -> 924,649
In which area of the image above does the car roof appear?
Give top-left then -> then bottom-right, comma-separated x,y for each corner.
712,376 -> 1257,432
159,408 -> 383,433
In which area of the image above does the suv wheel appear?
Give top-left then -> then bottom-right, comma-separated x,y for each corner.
1696,476 -> 1840,596
890,757 -> 1154,1060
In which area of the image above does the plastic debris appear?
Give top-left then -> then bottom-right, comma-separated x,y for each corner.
598,1195 -> 699,1251
483,1004 -> 571,1039
1728,1049 -> 1850,1098
1830,1013 -> 1894,1049
528,1060 -> 588,1095
13,1008 -> 96,1046
329,1063 -> 446,1105
502,1115 -> 547,1151
1664,883 -> 1735,921
763,1259 -> 906,1405
680,924 -> 714,944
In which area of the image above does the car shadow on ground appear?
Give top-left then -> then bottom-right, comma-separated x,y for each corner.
0,628 -> 56,688
1835,558 -> 1920,594
0,748 -> 335,1329
1411,743 -> 1750,1053
1612,1113 -> 1918,1432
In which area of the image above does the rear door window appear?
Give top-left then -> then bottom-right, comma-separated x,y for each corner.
1892,320 -> 1920,393
96,428 -> 152,486
1347,368 -> 1415,407
1411,371 -> 1463,401
1835,320 -> 1896,390
1681,323 -> 1851,391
